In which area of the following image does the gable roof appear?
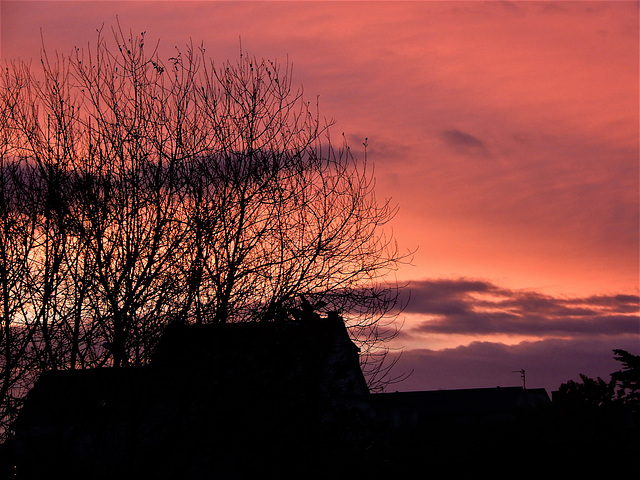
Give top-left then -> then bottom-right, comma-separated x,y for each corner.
151,316 -> 368,396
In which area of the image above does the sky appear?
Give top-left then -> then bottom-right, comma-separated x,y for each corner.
2,0 -> 638,393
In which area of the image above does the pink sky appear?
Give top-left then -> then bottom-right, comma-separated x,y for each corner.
2,1 -> 638,392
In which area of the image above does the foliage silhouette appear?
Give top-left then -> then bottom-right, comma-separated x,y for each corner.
556,349 -> 640,411
611,348 -> 640,409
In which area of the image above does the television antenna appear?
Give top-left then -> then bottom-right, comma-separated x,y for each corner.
512,369 -> 526,389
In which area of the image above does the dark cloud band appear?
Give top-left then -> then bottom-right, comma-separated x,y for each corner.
399,278 -> 639,337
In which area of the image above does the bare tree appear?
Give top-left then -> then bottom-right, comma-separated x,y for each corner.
0,66 -> 42,436
189,49 -> 405,387
0,24 -> 408,434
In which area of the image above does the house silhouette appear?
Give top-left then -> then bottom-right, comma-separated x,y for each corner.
370,386 -> 551,429
9,316 -> 372,479
8,315 -> 563,479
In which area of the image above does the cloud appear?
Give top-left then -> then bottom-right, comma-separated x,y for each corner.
388,335 -> 640,393
4,1 -> 637,300
386,277 -> 638,393
440,129 -> 488,154
398,278 -> 639,337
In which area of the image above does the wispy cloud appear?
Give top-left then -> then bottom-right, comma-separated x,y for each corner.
440,129 -> 488,155
399,278 -> 639,338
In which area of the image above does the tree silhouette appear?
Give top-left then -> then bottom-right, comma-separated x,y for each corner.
0,24 -> 407,437
556,373 -> 618,409
611,349 -> 640,410
556,349 -> 640,412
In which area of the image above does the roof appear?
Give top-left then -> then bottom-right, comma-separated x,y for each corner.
151,316 -> 368,396
370,387 -> 551,418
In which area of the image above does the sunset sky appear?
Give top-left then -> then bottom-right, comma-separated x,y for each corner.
2,0 -> 638,392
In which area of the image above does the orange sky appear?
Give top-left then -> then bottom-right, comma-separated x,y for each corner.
2,1 -> 638,391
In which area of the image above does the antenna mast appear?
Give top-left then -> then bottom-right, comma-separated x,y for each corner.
512,369 -> 526,389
